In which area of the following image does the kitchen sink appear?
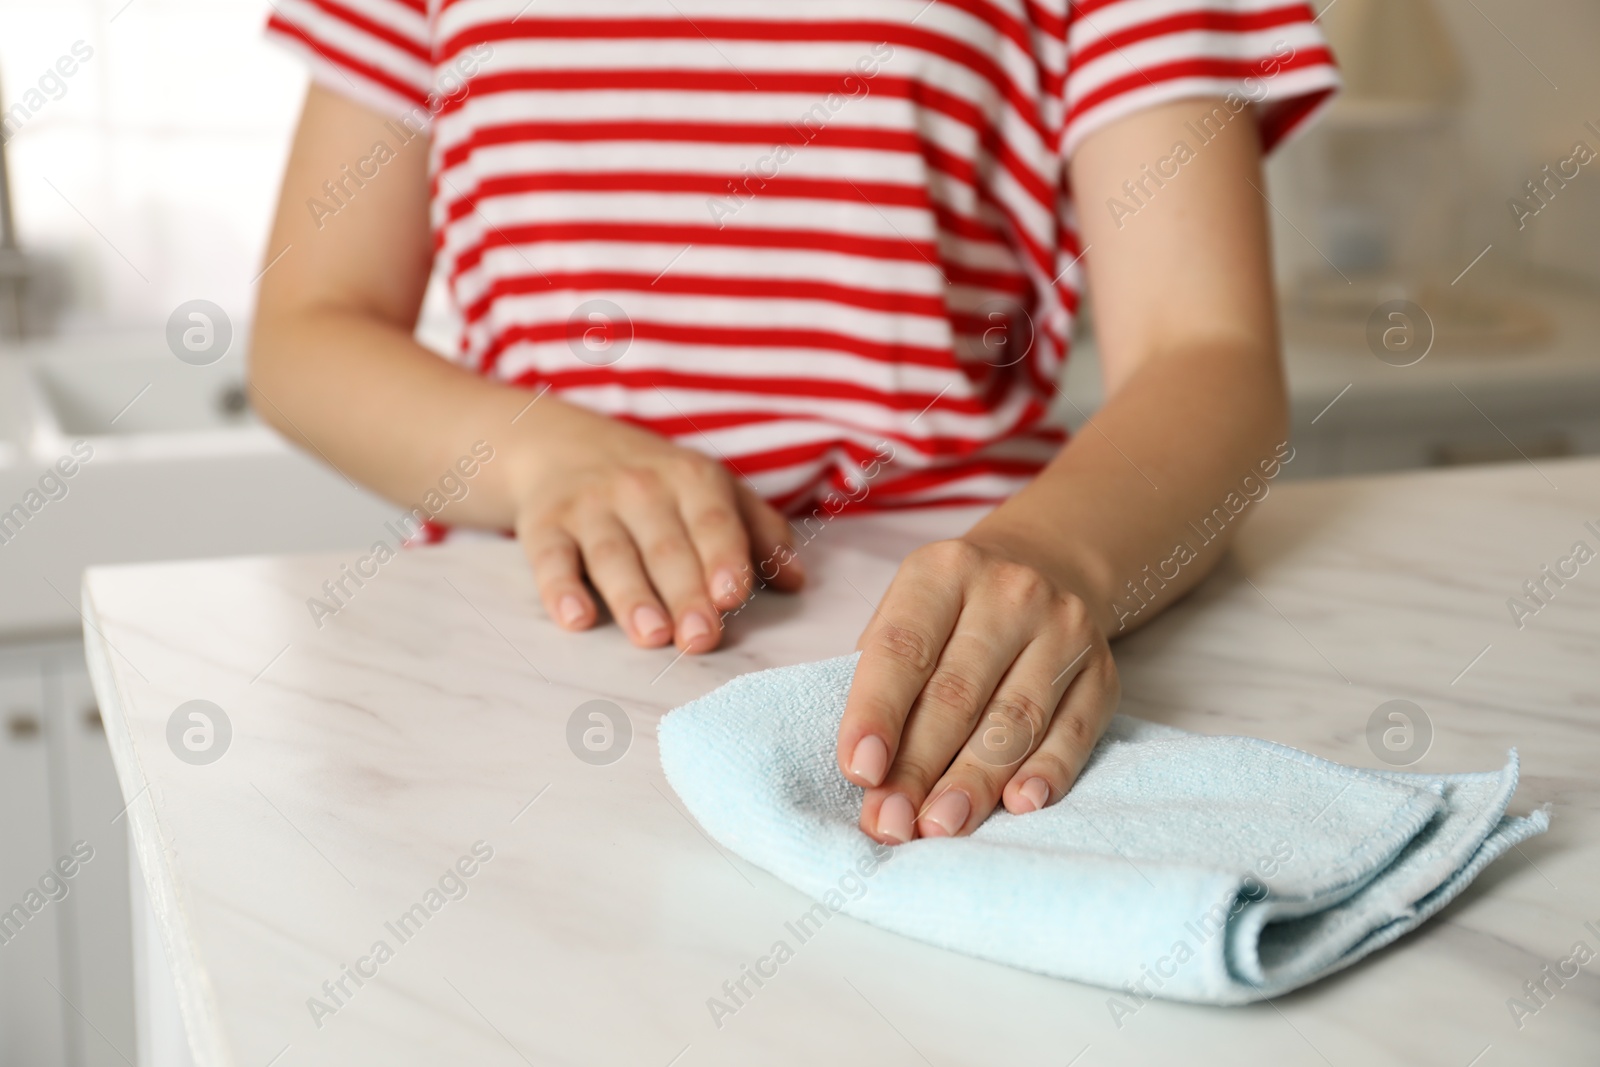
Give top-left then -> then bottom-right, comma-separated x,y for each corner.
0,331 -> 394,637
32,350 -> 252,436
19,332 -> 273,462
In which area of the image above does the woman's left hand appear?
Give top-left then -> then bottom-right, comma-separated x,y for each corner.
835,529 -> 1120,844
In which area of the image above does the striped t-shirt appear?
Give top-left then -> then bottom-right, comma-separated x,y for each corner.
267,0 -> 1337,514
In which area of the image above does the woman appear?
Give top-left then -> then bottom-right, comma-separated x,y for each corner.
252,0 -> 1337,846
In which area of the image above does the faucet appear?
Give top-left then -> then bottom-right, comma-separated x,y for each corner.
0,75 -> 25,342
1,69 -> 35,343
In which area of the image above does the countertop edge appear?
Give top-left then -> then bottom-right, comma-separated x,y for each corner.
82,574 -> 236,1067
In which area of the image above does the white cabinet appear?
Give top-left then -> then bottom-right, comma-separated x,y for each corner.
48,648 -> 136,1067
0,641 -> 135,1067
0,651 -> 68,1067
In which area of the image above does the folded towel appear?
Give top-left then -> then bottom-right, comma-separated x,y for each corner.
658,654 -> 1550,1005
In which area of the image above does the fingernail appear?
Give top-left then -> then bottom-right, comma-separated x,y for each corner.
1017,777 -> 1050,813
632,604 -> 670,639
848,735 -> 888,786
785,552 -> 806,579
558,595 -> 586,627
876,793 -> 914,844
918,790 -> 970,838
679,611 -> 714,647
711,568 -> 740,602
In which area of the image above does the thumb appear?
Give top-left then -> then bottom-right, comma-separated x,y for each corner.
735,483 -> 806,592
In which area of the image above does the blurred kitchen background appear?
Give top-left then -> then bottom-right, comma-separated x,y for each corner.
1,0 -> 1598,1064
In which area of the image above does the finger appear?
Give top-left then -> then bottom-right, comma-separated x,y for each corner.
912,636 -> 1079,838
570,510 -> 674,648
836,554 -> 963,798
1002,645 -> 1119,814
671,463 -> 756,612
735,482 -> 805,593
612,473 -> 722,653
857,611 -> 1029,844
518,521 -> 594,630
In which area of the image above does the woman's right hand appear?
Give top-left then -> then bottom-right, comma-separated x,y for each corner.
250,85 -> 801,652
509,403 -> 805,653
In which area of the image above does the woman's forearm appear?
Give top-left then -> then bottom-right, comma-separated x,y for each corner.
969,335 -> 1288,637
969,95 -> 1289,638
250,307 -> 558,529
247,84 -> 596,532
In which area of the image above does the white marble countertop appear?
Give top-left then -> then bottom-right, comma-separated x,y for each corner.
83,459 -> 1599,1067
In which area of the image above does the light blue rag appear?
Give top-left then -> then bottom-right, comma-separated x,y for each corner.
657,654 -> 1551,1005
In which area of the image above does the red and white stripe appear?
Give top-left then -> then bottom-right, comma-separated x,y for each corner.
268,0 -> 1337,514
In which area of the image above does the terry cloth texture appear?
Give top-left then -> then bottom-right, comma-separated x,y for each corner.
658,654 -> 1550,1004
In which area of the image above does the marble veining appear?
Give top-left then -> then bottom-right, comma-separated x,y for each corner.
83,460 -> 1600,1066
